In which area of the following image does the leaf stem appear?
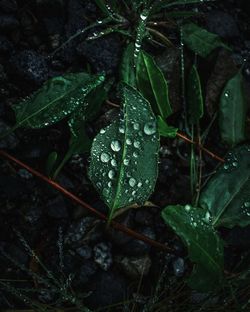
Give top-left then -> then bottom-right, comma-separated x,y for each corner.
0,150 -> 172,253
176,132 -> 225,163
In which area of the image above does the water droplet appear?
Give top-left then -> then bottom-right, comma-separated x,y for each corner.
223,163 -> 229,170
108,170 -> 115,179
100,128 -> 106,134
132,190 -> 136,196
123,159 -> 130,166
232,161 -> 238,167
100,153 -> 110,163
145,179 -> 149,184
133,152 -> 138,158
133,123 -> 140,130
119,126 -> 125,134
133,141 -> 140,148
108,181 -> 112,187
129,178 -> 136,187
140,13 -> 147,21
111,159 -> 117,167
144,121 -> 156,135
224,91 -> 229,98
244,202 -> 250,208
111,140 -> 121,152
126,138 -> 132,145
138,182 -> 142,188
185,205 -> 191,212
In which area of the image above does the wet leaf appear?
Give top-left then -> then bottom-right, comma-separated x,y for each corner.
136,51 -> 172,118
219,71 -> 247,146
13,73 -> 104,129
157,116 -> 178,138
88,85 -> 160,220
120,43 -> 136,87
182,23 -> 230,58
199,144 -> 250,228
187,65 -> 204,125
162,205 -> 224,292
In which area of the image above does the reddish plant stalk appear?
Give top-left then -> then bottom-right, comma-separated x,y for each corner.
0,150 -> 171,252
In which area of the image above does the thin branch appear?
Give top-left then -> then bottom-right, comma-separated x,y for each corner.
0,150 -> 172,253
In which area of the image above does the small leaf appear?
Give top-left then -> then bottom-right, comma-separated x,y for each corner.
157,116 -> 178,138
182,23 -> 230,58
88,85 -> 160,220
120,43 -> 136,87
199,144 -> 250,228
219,70 -> 247,146
187,65 -> 204,125
46,151 -> 58,177
12,73 -> 104,129
136,51 -> 172,118
162,205 -> 224,292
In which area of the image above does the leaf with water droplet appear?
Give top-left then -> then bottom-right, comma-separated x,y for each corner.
199,144 -> 250,228
157,116 -> 178,138
162,205 -> 224,292
88,85 -> 160,220
219,70 -> 247,147
182,23 -> 231,58
136,50 -> 172,118
12,73 -> 104,129
187,65 -> 204,125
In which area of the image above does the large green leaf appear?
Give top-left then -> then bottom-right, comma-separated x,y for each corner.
136,51 -> 172,118
199,144 -> 250,228
12,73 -> 104,129
187,65 -> 204,125
88,85 -> 160,220
162,205 -> 224,292
219,71 -> 247,147
182,23 -> 230,58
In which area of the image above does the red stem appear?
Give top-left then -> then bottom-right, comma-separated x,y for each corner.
0,150 -> 172,253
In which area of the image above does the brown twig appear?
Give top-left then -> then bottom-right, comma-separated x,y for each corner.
176,132 -> 225,163
0,150 -> 172,253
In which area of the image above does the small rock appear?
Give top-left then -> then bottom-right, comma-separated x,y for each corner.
64,217 -> 95,245
0,121 -> 19,150
77,34 -> 122,74
93,242 -> 112,271
115,254 -> 151,279
76,245 -> 92,259
0,14 -> 19,32
0,0 -> 18,13
172,257 -> 185,277
206,11 -> 240,39
9,50 -> 48,86
18,169 -> 33,180
46,196 -> 68,219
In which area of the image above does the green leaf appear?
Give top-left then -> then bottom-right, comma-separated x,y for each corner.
94,0 -> 118,18
46,151 -> 58,177
162,205 -> 224,292
182,23 -> 230,58
157,116 -> 178,138
88,85 -> 160,220
12,73 -> 104,129
199,144 -> 250,228
187,65 -> 204,125
120,43 -> 136,87
219,71 -> 247,146
136,51 -> 172,118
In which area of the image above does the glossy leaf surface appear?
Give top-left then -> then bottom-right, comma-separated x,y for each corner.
136,51 -> 172,118
157,116 -> 178,138
182,23 -> 230,58
199,144 -> 250,228
219,71 -> 247,146
162,205 -> 224,292
89,85 -> 160,219
13,73 -> 104,129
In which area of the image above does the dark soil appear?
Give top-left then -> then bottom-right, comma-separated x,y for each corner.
0,0 -> 250,311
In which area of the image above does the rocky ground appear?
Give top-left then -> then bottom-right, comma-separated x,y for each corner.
0,0 -> 250,311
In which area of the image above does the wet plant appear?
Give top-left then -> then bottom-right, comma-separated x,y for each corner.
0,0 -> 249,310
